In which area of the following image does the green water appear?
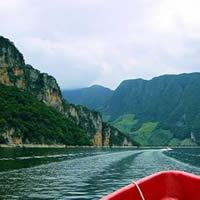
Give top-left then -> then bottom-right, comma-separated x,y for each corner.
0,148 -> 200,199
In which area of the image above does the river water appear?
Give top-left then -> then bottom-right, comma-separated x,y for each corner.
0,148 -> 200,199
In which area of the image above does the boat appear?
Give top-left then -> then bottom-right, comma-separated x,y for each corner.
100,170 -> 200,200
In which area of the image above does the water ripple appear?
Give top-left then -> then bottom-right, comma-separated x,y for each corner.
0,149 -> 200,200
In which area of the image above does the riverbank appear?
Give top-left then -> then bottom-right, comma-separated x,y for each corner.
0,144 -> 66,148
0,144 -> 200,148
0,144 -> 138,148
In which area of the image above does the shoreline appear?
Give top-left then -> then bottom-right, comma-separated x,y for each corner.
0,144 -> 200,149
0,144 -> 66,148
0,144 -> 137,149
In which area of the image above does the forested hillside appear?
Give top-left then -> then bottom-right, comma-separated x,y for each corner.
65,73 -> 200,146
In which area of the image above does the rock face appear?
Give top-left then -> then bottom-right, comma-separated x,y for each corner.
65,104 -> 132,146
65,104 -> 103,146
0,36 -> 63,112
24,65 -> 63,112
102,122 -> 133,146
0,36 -> 132,146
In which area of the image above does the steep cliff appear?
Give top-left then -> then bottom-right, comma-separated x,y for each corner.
0,36 -> 63,112
0,84 -> 91,146
64,104 -> 134,146
0,36 -> 132,146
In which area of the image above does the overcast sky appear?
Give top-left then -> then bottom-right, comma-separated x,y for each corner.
1,0 -> 200,89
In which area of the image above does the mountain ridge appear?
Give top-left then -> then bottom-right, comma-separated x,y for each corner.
64,72 -> 200,146
62,84 -> 113,110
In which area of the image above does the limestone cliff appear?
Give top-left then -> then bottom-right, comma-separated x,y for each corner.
65,104 -> 133,146
0,36 -> 63,111
24,65 -> 63,112
0,36 -> 133,146
65,104 -> 103,146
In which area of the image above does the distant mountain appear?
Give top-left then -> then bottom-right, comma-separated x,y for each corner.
62,85 -> 113,110
105,73 -> 200,145
106,74 -> 200,119
66,73 -> 200,146
0,36 -> 134,147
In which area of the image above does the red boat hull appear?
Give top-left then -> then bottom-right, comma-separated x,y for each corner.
101,171 -> 200,200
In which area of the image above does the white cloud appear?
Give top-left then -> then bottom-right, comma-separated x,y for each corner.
0,0 -> 200,89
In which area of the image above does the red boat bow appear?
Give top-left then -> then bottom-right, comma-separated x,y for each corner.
101,170 -> 200,200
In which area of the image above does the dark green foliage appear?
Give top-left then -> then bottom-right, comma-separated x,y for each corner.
0,84 -> 91,145
62,85 -> 113,110
103,73 -> 200,144
112,114 -> 138,133
67,73 -> 200,145
148,129 -> 173,146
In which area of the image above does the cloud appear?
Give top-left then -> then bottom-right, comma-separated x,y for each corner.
0,0 -> 200,89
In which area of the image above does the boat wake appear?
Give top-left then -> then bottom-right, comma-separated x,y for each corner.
0,149 -> 200,200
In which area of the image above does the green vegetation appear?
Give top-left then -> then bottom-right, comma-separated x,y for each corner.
133,122 -> 158,145
112,114 -> 137,133
137,122 -> 158,134
133,122 -> 174,145
107,73 -> 200,145
168,138 -> 181,146
0,84 -> 91,145
148,129 -> 173,146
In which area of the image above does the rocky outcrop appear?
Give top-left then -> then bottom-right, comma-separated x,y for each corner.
102,122 -> 133,146
24,65 -> 63,111
0,128 -> 22,145
0,36 -> 133,147
65,104 -> 103,146
0,36 -> 63,111
65,104 -> 133,146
